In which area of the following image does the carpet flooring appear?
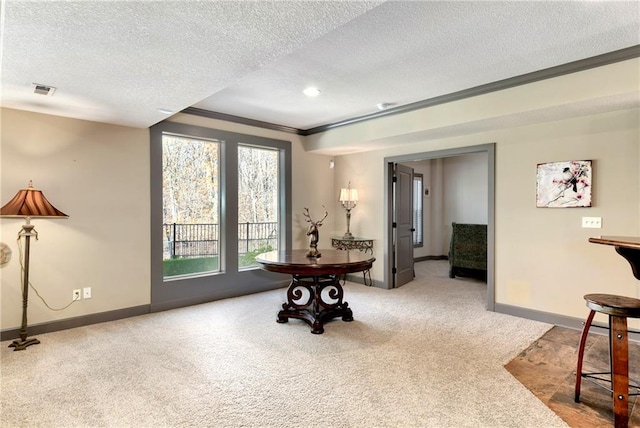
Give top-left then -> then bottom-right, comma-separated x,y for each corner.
1,260 -> 566,427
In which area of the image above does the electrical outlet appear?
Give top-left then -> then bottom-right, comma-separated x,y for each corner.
83,287 -> 92,299
72,289 -> 81,301
581,217 -> 602,229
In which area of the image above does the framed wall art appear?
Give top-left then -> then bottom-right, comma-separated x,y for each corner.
536,160 -> 592,208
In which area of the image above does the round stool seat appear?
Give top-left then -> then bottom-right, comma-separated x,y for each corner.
584,293 -> 640,318
576,293 -> 640,427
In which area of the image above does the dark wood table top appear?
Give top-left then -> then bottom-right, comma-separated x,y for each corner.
589,236 -> 640,250
589,236 -> 640,280
256,249 -> 375,276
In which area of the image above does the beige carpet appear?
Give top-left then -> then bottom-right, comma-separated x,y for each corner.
1,261 -> 567,427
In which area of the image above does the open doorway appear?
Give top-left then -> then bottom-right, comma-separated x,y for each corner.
384,143 -> 495,311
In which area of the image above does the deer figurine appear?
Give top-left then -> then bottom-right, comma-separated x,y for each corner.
303,206 -> 328,257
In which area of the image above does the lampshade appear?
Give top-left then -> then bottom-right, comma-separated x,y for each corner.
0,181 -> 68,218
339,188 -> 358,202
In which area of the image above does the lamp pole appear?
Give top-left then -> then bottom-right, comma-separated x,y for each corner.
344,205 -> 354,239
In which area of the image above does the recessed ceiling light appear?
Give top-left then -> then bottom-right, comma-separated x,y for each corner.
303,87 -> 321,97
157,108 -> 173,115
376,102 -> 390,110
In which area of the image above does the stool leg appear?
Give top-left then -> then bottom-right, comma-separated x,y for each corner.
575,309 -> 596,402
610,315 -> 629,428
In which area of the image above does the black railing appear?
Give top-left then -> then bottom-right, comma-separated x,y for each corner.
163,222 -> 277,259
238,222 -> 279,256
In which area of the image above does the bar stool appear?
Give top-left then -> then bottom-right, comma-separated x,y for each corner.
575,293 -> 640,428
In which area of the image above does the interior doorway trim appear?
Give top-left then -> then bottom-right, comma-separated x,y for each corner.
383,143 -> 496,311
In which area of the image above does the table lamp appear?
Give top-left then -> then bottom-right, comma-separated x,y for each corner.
339,182 -> 358,239
0,181 -> 68,350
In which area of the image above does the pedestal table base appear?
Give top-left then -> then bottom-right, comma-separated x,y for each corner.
277,274 -> 352,334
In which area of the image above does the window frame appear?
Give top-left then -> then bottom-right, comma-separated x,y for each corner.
161,133 -> 222,277
150,121 -> 291,311
413,173 -> 424,248
236,143 -> 282,270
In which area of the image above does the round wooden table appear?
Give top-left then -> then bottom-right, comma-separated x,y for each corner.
256,249 -> 375,334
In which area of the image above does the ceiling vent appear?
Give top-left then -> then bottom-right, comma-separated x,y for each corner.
31,83 -> 56,96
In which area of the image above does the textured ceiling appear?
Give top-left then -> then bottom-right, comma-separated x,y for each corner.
1,1 -> 639,132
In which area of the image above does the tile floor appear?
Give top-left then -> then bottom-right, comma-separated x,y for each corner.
505,326 -> 640,427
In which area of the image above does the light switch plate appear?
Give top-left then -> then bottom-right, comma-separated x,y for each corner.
581,217 -> 602,228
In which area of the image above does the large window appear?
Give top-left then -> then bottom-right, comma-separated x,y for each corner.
237,145 -> 280,269
162,135 -> 220,277
150,121 -> 291,309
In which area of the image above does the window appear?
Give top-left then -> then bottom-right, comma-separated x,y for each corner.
413,174 -> 423,247
162,135 -> 220,277
237,145 -> 280,269
150,121 -> 291,308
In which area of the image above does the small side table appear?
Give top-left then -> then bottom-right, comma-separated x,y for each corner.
331,236 -> 374,285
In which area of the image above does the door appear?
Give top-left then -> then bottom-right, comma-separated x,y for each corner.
393,163 -> 414,287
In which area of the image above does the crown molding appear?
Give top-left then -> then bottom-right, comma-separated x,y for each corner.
180,107 -> 305,135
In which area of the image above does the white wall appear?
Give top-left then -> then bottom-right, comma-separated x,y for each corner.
441,153 -> 488,254
443,153 -> 488,224
495,110 -> 639,323
1,109 -> 151,328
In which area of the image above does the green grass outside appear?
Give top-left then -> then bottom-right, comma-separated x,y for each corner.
162,245 -> 273,277
163,256 -> 218,277
239,245 -> 273,268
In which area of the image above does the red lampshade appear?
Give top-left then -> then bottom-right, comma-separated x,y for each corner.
0,181 -> 68,218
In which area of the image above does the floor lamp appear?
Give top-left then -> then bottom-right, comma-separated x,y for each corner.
0,181 -> 68,351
